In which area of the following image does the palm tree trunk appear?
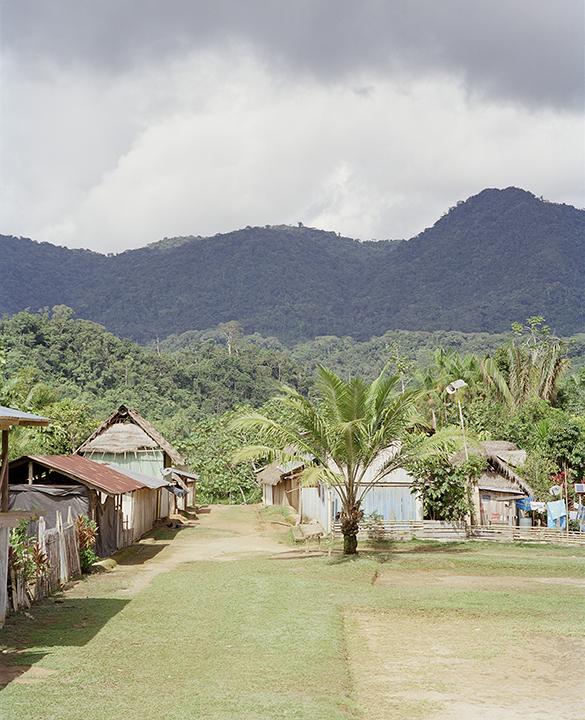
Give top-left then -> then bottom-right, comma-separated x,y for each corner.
340,506 -> 361,555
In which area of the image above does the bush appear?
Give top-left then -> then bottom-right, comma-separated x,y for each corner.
75,515 -> 99,572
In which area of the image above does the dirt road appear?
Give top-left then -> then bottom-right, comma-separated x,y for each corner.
104,504 -> 294,596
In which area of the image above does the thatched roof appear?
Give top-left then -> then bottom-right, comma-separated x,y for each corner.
77,405 -> 185,466
258,459 -> 304,486
453,441 -> 533,496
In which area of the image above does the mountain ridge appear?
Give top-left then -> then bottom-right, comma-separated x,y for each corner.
2,187 -> 583,343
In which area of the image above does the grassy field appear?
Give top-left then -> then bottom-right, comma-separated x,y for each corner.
0,508 -> 584,720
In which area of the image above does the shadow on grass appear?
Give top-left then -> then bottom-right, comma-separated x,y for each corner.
324,541 -> 474,565
0,596 -> 131,689
1,596 -> 130,649
0,650 -> 49,689
113,543 -> 169,565
364,540 -> 474,555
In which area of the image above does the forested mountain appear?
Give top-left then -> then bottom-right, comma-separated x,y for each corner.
2,187 -> 583,344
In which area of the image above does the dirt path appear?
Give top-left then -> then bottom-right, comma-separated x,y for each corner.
2,506 -> 584,720
104,504 -> 294,596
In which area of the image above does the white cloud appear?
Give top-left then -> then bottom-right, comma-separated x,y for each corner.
2,48 -> 583,253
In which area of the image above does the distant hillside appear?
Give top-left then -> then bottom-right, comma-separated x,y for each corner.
1,188 -> 583,343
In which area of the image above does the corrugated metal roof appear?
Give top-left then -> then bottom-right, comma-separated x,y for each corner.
103,462 -> 169,489
168,468 -> 199,481
30,455 -> 144,495
0,406 -> 53,427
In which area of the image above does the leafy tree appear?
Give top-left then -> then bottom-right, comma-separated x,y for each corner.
178,411 -> 261,504
405,455 -> 486,521
231,367 -> 464,554
38,399 -> 98,454
541,417 -> 585,480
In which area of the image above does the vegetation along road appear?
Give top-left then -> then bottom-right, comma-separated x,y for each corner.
1,505 -> 584,720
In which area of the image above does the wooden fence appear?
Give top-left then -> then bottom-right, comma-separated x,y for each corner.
7,508 -> 81,615
469,524 -> 585,546
332,520 -> 585,546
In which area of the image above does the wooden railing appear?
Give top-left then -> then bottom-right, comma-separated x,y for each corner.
470,524 -> 585,546
331,520 -> 585,546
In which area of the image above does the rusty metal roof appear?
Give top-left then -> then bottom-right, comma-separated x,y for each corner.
29,455 -> 144,495
103,463 -> 169,489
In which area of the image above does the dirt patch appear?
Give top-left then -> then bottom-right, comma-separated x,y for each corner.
93,504 -> 296,596
347,575 -> 585,720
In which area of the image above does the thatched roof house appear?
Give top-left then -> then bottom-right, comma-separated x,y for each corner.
454,441 -> 533,526
77,405 -> 185,476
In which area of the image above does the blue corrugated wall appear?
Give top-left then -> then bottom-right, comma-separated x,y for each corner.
302,483 -> 421,531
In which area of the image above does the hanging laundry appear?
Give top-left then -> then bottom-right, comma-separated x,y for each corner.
530,501 -> 546,512
547,499 -> 566,520
547,499 -> 567,529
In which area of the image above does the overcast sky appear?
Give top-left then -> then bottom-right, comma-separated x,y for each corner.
2,1 -> 583,254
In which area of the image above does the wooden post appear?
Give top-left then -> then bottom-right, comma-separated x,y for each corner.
564,465 -> 569,539
1,429 -> 9,512
0,526 -> 9,627
56,510 -> 69,584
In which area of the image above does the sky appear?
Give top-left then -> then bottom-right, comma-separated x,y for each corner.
1,1 -> 583,255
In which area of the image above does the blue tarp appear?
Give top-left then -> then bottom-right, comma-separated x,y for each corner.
515,496 -> 533,512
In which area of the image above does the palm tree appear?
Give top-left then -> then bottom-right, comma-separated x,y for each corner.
483,338 -> 569,410
231,366 -> 463,554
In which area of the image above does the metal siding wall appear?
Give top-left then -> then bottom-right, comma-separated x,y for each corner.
362,485 -> 419,521
330,485 -> 420,522
87,451 -> 165,479
302,487 -> 330,528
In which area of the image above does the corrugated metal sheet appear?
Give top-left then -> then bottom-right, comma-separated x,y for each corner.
30,455 -> 144,495
82,451 -> 165,480
103,462 -> 169,489
0,406 -> 52,427
357,484 -> 421,521
302,481 -> 422,532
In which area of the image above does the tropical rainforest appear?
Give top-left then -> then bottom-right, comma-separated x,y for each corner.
1,186 -> 584,509
1,308 -> 584,510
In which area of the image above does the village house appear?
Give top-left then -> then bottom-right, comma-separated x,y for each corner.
259,441 -> 533,534
258,446 -> 423,534
467,441 -> 534,526
76,404 -> 195,513
7,454 -> 174,557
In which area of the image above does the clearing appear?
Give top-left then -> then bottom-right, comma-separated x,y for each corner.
0,504 -> 583,720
